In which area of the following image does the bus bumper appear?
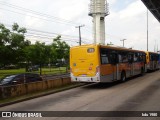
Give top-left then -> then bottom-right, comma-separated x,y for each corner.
70,73 -> 100,82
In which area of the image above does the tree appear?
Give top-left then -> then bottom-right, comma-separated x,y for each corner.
0,24 -> 10,45
0,23 -> 70,74
107,42 -> 114,45
0,23 -> 28,67
24,41 -> 47,74
0,24 -> 11,67
52,35 -> 70,64
10,23 -> 27,64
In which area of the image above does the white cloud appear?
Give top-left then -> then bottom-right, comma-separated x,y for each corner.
119,0 -> 146,19
0,12 -> 3,21
108,0 -> 117,6
58,0 -> 88,21
24,13 -> 45,28
106,0 -> 160,51
0,0 -> 160,50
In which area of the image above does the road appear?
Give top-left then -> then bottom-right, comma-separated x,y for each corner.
0,70 -> 160,120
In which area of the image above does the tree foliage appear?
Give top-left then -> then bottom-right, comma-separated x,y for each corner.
0,23 -> 70,73
0,23 -> 28,66
52,35 -> 70,60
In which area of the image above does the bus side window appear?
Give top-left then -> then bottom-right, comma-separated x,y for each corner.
101,55 -> 109,64
109,53 -> 118,64
157,55 -> 159,61
155,54 -> 158,61
128,54 -> 133,63
100,49 -> 109,64
118,55 -> 122,63
139,53 -> 143,62
134,53 -> 138,62
120,52 -> 128,63
150,55 -> 152,61
143,54 -> 146,62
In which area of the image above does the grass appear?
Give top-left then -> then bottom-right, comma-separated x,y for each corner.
0,69 -> 25,79
42,67 -> 67,75
0,67 -> 68,79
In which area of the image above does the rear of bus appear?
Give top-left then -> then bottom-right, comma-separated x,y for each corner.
70,45 -> 100,82
146,51 -> 159,71
158,53 -> 160,69
146,51 -> 150,70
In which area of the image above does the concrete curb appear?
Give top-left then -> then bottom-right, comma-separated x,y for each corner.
0,83 -> 85,107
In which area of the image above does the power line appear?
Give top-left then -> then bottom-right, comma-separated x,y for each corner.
26,32 -> 91,44
26,35 -> 90,44
0,2 -> 124,41
26,29 -> 93,42
2,23 -> 93,41
0,1 -> 80,26
25,33 -> 77,41
0,7 -> 93,39
1,23 -> 92,45
0,1 -> 95,35
1,22 -> 125,45
0,7 -> 77,26
0,3 -> 125,44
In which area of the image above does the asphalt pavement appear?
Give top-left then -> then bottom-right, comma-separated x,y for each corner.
0,70 -> 160,120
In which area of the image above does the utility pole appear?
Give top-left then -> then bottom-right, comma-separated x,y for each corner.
147,9 -> 149,51
120,39 -> 127,47
75,25 -> 85,46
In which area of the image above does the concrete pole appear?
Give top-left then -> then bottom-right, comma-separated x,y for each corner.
89,0 -> 109,45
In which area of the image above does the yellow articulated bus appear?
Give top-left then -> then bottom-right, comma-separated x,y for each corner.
70,44 -> 146,83
146,51 -> 159,71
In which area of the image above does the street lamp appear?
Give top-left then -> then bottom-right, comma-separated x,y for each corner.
120,39 -> 127,47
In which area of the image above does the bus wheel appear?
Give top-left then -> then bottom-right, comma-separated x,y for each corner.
121,71 -> 126,82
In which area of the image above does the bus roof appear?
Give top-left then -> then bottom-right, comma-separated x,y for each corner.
71,44 -> 146,53
145,51 -> 159,54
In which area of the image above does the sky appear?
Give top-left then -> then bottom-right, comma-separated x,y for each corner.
0,0 -> 160,52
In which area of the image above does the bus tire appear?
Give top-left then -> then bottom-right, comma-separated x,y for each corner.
121,71 -> 126,82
